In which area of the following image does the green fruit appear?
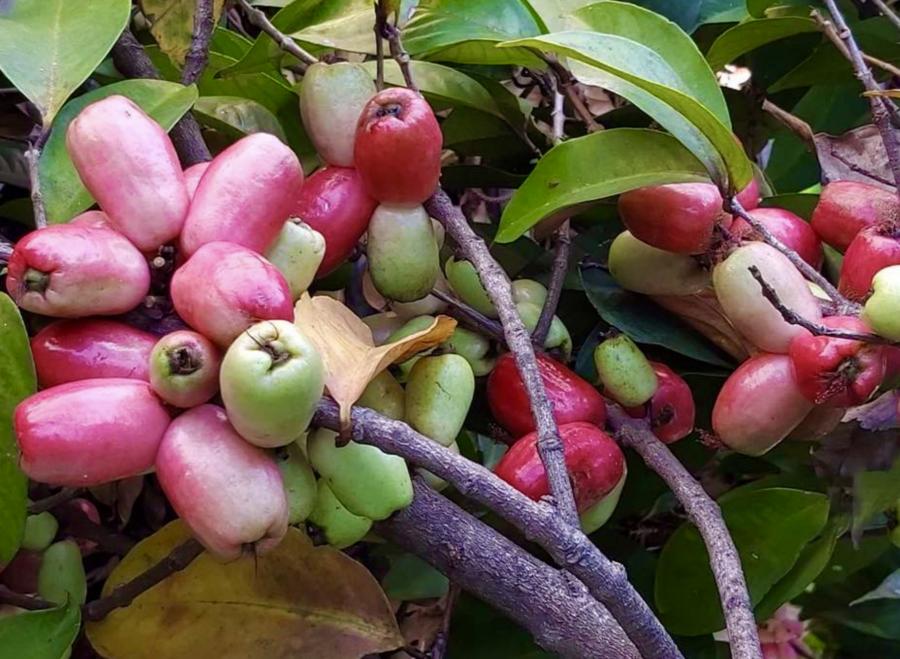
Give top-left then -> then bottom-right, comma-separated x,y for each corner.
445,257 -> 497,318
308,480 -> 373,549
442,327 -> 494,376
593,333 -> 658,407
367,204 -> 440,302
608,231 -> 710,296
405,355 -> 475,447
390,273 -> 450,319
516,301 -> 572,359
511,279 -> 548,307
417,440 -> 459,491
580,467 -> 627,534
357,370 -> 405,420
276,442 -> 318,525
308,429 -> 413,520
265,221 -> 326,300
386,315 -> 437,379
220,320 -> 325,448
21,512 -> 58,552
37,540 -> 86,606
864,265 -> 900,341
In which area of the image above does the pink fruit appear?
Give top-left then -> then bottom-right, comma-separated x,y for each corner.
149,330 -> 222,408
736,178 -> 761,211
811,181 -> 899,251
69,210 -> 113,230
15,379 -> 171,486
170,242 -> 293,347
730,207 -> 823,268
66,95 -> 189,251
625,361 -> 695,443
838,224 -> 900,300
155,405 -> 288,560
183,161 -> 210,199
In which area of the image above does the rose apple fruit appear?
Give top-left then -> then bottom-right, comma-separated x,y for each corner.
367,203 -> 440,302
625,361 -> 695,443
265,221 -> 325,300
357,370 -> 406,421
183,161 -> 210,199
405,354 -> 475,447
580,466 -> 627,533
308,480 -> 372,549
442,326 -> 495,376
839,224 -> 900,300
69,209 -> 113,230
445,256 -> 497,318
811,181 -> 899,251
864,265 -> 900,341
593,333 -> 658,407
20,513 -> 58,552
516,301 -> 572,359
37,540 -> 86,606
730,207 -> 823,268
511,279 -> 548,307
608,231 -> 710,296
149,330 -> 222,408
276,442 -> 317,525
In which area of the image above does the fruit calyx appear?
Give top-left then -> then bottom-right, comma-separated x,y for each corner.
168,346 -> 203,376
23,268 -> 50,293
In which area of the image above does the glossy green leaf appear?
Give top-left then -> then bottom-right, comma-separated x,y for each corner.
0,0 -> 130,123
853,458 -> 900,540
523,0 -> 594,31
706,17 -> 818,70
289,2 -> 375,53
0,294 -> 36,565
496,128 -> 708,243
746,0 -> 814,18
698,0 -> 746,24
39,79 -> 197,224
193,95 -> 287,141
655,488 -> 829,635
0,601 -> 81,659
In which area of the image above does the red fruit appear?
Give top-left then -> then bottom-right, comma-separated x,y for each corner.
155,405 -> 288,560
15,379 -> 171,486
354,88 -> 442,205
736,178 -> 761,211
494,422 -> 624,512
292,166 -> 377,275
487,352 -> 606,437
625,362 -> 695,443
730,207 -> 823,268
31,320 -> 156,388
179,134 -> 304,257
839,224 -> 900,300
6,224 -> 150,318
183,161 -> 210,199
811,181 -> 899,251
788,316 -> 885,407
170,242 -> 293,347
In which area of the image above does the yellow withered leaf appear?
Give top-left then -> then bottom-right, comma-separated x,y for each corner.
86,521 -> 403,659
294,293 -> 456,434
139,0 -> 226,65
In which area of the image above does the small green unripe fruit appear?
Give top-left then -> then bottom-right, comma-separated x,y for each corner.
367,204 -> 440,302
308,480 -> 373,549
511,279 -> 548,307
276,442 -> 317,525
593,333 -> 658,407
357,370 -> 405,420
442,327 -> 494,376
307,429 -> 413,520
405,355 -> 475,447
37,540 -> 86,606
21,512 -> 58,552
445,257 -> 497,318
386,315 -> 437,379
864,265 -> 900,341
580,467 -> 627,534
608,231 -> 710,295
516,301 -> 572,359
265,221 -> 326,300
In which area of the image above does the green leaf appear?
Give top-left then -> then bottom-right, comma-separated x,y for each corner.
193,95 -> 287,141
140,0 -> 227,65
496,128 -> 708,243
853,458 -> 900,540
618,0 -> 701,33
379,550 -> 449,601
39,79 -> 198,225
706,17 -> 819,70
655,488 -> 829,635
0,138 -> 29,189
0,600 -> 81,659
288,0 -> 376,54
0,0 -> 131,123
448,594 -> 554,659
746,0 -> 814,18
698,0 -> 747,24
0,294 -> 36,565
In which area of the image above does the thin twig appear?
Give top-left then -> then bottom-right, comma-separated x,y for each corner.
430,584 -> 460,659
378,3 -> 417,92
181,0 -> 216,85
27,487 -> 78,514
551,86 -> 566,145
761,99 -> 815,149
533,220 -> 570,345
25,129 -> 49,229
541,54 -> 600,133
870,0 -> 900,31
430,288 -> 507,344
813,10 -> 900,79
0,586 -> 55,611
236,0 -> 318,68
607,406 -> 762,659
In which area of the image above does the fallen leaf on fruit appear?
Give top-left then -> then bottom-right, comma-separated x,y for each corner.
294,294 -> 456,434
86,520 -> 403,659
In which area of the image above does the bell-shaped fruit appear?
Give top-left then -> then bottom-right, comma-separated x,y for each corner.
276,442 -> 317,525
183,161 -> 210,199
511,279 -> 548,307
300,62 -> 377,167
307,428 -> 413,521
445,257 -> 497,318
516,301 -> 572,359
356,370 -> 405,420
293,166 -> 377,275
149,330 -> 222,408
608,231 -> 710,296
405,355 -> 475,447
390,272 -> 450,319
580,466 -> 627,533
180,133 -> 304,257
865,265 -> 900,341
21,512 -> 58,552
6,224 -> 150,317
713,242 -> 822,353
220,320 -> 324,448
156,405 -> 288,560
354,87 -> 442,205
384,315 -> 436,379
487,352 -> 607,437
308,480 -> 372,549
712,353 -> 813,455
265,221 -> 326,300
37,540 -> 86,606
15,379 -> 170,487
625,362 -> 695,443
31,320 -> 156,388
736,178 -> 762,210
66,95 -> 189,251
839,224 -> 900,300
442,326 -> 494,376
367,204 -> 440,302
593,333 -> 658,407
811,181 -> 899,251
730,207 -> 823,268
171,242 -> 293,347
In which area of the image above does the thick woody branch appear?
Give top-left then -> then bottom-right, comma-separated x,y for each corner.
236,0 -> 318,68
607,407 -> 762,659
430,288 -> 507,344
533,220 -> 570,345
182,0 -> 216,85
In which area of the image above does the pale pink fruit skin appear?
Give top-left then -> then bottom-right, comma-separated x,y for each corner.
66,95 -> 189,251
712,354 -> 813,455
149,330 -> 222,408
5,224 -> 150,317
179,134 -> 304,257
69,210 -> 113,230
170,242 -> 293,347
183,162 -> 211,199
15,379 -> 171,487
155,405 -> 288,560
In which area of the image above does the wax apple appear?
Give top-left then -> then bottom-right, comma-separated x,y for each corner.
20,513 -> 58,552
625,362 -> 695,443
183,161 -> 210,199
37,540 -> 86,606
367,204 -> 440,302
220,320 -> 324,447
445,257 -> 497,318
488,353 -> 606,437
6,224 -> 150,317
180,133 -> 304,256
516,301 -> 572,359
839,224 -> 900,300
170,242 -> 293,347
390,272 -> 450,319
155,405 -> 288,560
15,379 -> 170,486
580,468 -> 627,533
357,370 -> 405,420
512,279 -> 548,306
405,355 -> 475,446
276,442 -> 317,525
149,330 -> 222,408
811,181 -> 899,251
865,265 -> 900,341
265,221 -> 325,300
354,87 -> 442,204
442,326 -> 495,376
593,334 -> 658,407
308,480 -> 372,549
31,320 -> 156,387
66,95 -> 189,251
730,207 -> 823,268
608,231 -> 710,296
69,210 -> 112,230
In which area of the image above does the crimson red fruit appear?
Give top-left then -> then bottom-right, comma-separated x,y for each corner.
625,362 -> 695,443
31,319 -> 156,388
487,352 -> 606,437
838,224 -> 900,300
15,379 -> 170,486
730,207 -> 823,268
170,241 -> 293,347
354,87 -> 442,205
149,330 -> 222,408
811,181 -> 899,251
6,224 -> 150,317
494,422 -> 624,512
183,161 -> 210,199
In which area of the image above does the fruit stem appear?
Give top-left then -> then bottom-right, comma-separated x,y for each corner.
235,0 -> 318,68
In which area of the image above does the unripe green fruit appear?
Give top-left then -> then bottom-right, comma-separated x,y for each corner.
21,512 -> 58,552
276,442 -> 317,525
608,231 -> 710,295
37,540 -> 86,606
864,265 -> 900,341
511,279 -> 548,307
367,204 -> 440,302
417,440 -> 459,491
307,429 -> 413,520
386,315 -> 437,378
445,257 -> 497,318
580,467 -> 626,534
442,327 -> 494,376
405,355 -> 475,447
516,301 -> 572,359
357,370 -> 405,420
390,273 -> 450,319
265,221 -> 326,300
308,480 -> 373,549
593,334 -> 658,407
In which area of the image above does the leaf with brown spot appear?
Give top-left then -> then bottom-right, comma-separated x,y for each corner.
86,521 -> 403,659
813,124 -> 898,191
139,0 -> 226,65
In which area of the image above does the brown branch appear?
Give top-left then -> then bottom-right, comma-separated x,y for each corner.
532,219 -> 570,345
27,487 -> 78,514
542,54 -> 600,134
607,406 -> 762,659
24,128 -> 49,229
236,0 -> 318,68
762,99 -> 815,149
429,288 -> 507,344
377,0 -> 417,92
0,586 -> 55,611
181,0 -> 216,86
